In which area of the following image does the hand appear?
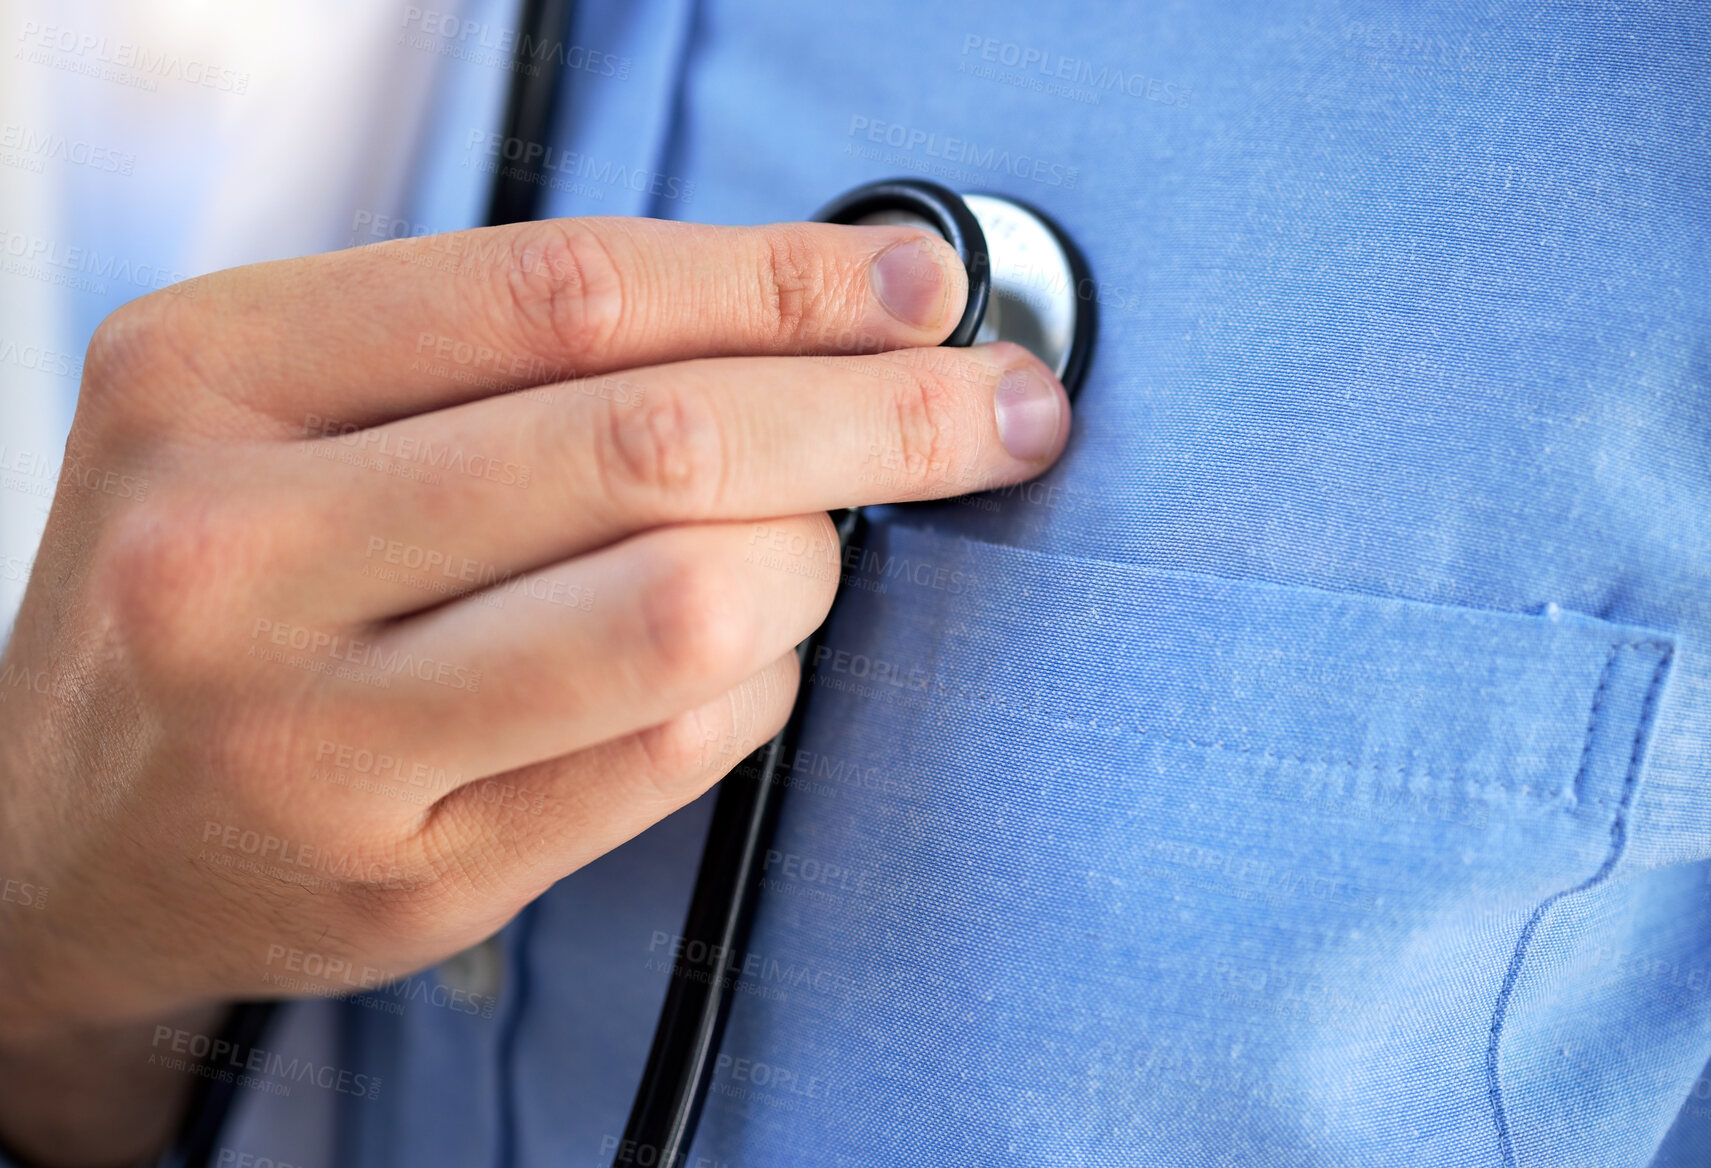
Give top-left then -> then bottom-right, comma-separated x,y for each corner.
0,215 -> 1070,1166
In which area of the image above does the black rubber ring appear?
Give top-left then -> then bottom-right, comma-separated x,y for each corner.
812,178 -> 991,348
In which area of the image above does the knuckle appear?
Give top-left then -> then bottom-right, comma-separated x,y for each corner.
633,655 -> 797,799
96,496 -> 256,679
756,225 -> 828,348
200,711 -> 309,800
80,294 -> 188,419
635,551 -> 750,693
591,388 -> 725,513
408,815 -> 512,906
633,709 -> 723,788
885,364 -> 968,492
83,299 -> 156,385
502,219 -> 627,361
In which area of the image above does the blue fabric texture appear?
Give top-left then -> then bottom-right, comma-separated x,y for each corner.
700,529 -> 1681,1168
208,0 -> 1711,1164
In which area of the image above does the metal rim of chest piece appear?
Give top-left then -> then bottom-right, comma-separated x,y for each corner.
812,176 -> 1095,397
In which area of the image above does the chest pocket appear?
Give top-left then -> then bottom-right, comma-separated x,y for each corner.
693,522 -> 1674,1167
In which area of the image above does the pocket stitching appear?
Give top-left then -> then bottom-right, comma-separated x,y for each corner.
884,526 -> 1676,802
1484,638 -> 1674,1168
920,639 -> 1671,804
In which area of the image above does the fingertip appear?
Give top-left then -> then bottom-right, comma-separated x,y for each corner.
754,648 -> 803,730
864,228 -> 968,341
692,650 -> 801,782
975,342 -> 1070,467
995,364 -> 1067,463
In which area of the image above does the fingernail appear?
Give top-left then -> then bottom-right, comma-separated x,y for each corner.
871,236 -> 949,328
994,365 -> 1063,461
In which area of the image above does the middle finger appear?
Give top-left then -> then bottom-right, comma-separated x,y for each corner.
291,341 -> 1066,620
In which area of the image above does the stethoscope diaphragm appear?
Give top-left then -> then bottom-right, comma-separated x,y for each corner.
813,177 -> 1095,395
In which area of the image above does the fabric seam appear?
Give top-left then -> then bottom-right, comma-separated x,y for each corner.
892,521 -> 1668,631
1485,639 -> 1674,1167
916,638 -> 1675,801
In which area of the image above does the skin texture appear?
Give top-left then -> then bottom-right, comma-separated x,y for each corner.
0,216 -> 1069,1167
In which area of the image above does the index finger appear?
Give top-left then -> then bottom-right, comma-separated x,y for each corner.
137,218 -> 969,436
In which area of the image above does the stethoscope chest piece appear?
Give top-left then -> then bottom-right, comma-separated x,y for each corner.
814,178 -> 1094,396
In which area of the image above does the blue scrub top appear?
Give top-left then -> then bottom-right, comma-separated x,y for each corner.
17,1 -> 1711,1166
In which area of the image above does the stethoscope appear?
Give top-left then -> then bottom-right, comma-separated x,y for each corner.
169,3 -> 1092,1164
613,180 -> 1093,1168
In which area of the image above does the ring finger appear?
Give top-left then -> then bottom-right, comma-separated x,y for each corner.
294,513 -> 839,787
